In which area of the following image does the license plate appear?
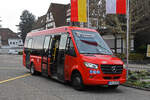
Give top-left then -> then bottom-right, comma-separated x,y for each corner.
108,81 -> 120,85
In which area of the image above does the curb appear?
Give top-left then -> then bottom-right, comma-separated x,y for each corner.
122,84 -> 150,91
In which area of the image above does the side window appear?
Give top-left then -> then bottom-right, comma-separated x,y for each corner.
24,38 -> 28,48
33,36 -> 44,50
31,36 -> 44,56
25,37 -> 31,48
27,39 -> 33,49
59,33 -> 68,50
69,40 -> 74,49
66,38 -> 76,57
44,36 -> 51,51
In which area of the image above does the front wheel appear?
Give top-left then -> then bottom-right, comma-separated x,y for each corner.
72,73 -> 84,90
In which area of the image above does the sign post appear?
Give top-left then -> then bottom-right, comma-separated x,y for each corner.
126,0 -> 130,79
87,0 -> 90,28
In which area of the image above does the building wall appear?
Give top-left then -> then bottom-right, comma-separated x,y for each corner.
46,12 -> 56,29
0,38 -> 23,54
102,34 -> 134,54
8,39 -> 23,47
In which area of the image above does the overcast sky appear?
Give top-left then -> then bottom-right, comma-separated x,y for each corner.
0,0 -> 70,33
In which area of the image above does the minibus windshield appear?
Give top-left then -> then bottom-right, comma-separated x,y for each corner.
72,30 -> 113,55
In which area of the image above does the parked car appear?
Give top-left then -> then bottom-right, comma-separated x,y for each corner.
8,49 -> 18,54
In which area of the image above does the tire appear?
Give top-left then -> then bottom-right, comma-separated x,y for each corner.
108,85 -> 119,89
30,63 -> 37,75
71,72 -> 84,90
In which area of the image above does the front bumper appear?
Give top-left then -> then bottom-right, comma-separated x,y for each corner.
82,69 -> 127,86
83,78 -> 126,85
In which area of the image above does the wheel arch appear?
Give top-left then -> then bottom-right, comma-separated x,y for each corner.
30,61 -> 34,67
71,69 -> 82,81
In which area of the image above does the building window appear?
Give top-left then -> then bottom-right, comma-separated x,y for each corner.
66,17 -> 71,25
50,13 -> 53,19
47,22 -> 55,28
89,18 -> 98,29
67,9 -> 71,13
130,39 -> 134,51
41,19 -> 43,23
66,17 -> 70,22
66,12 -> 71,16
10,42 -> 12,44
47,12 -> 54,22
47,14 -> 49,21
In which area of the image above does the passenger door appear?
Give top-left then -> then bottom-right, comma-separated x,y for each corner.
42,36 -> 52,76
26,39 -> 33,69
56,33 -> 68,80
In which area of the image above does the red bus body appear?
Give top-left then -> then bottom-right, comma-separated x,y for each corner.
23,26 -> 126,88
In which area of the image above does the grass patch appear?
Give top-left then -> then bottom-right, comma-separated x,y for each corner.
124,70 -> 150,89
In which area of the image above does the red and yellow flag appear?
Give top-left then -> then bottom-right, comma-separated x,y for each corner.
71,0 -> 87,22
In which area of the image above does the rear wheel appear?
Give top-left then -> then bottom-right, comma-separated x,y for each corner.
108,85 -> 119,89
72,73 -> 84,90
30,63 -> 37,75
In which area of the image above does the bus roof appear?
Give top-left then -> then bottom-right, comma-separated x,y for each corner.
27,26 -> 98,37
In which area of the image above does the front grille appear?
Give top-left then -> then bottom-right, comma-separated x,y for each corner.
113,76 -> 120,79
103,76 -> 121,80
103,77 -> 112,80
101,65 -> 123,74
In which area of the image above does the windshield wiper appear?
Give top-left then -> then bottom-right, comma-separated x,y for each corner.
81,53 -> 107,55
80,53 -> 94,54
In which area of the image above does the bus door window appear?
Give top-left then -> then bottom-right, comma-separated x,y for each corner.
42,36 -> 51,75
43,36 -> 51,57
57,33 -> 68,64
50,35 -> 61,75
53,39 -> 59,61
56,33 -> 68,80
51,35 -> 60,64
50,37 -> 56,63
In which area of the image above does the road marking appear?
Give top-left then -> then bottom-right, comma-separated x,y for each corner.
0,74 -> 31,84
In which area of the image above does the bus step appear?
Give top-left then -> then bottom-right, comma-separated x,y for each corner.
51,75 -> 65,83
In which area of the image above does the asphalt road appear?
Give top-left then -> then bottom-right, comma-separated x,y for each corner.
0,55 -> 150,100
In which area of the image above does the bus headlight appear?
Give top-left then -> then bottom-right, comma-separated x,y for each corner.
84,62 -> 98,69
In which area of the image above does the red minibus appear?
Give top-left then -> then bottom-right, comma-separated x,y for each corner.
23,26 -> 126,90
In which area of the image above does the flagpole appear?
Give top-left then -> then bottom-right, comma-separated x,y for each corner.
126,0 -> 130,79
87,0 -> 90,28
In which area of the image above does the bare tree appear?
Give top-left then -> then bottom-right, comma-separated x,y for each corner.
89,0 -> 150,54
